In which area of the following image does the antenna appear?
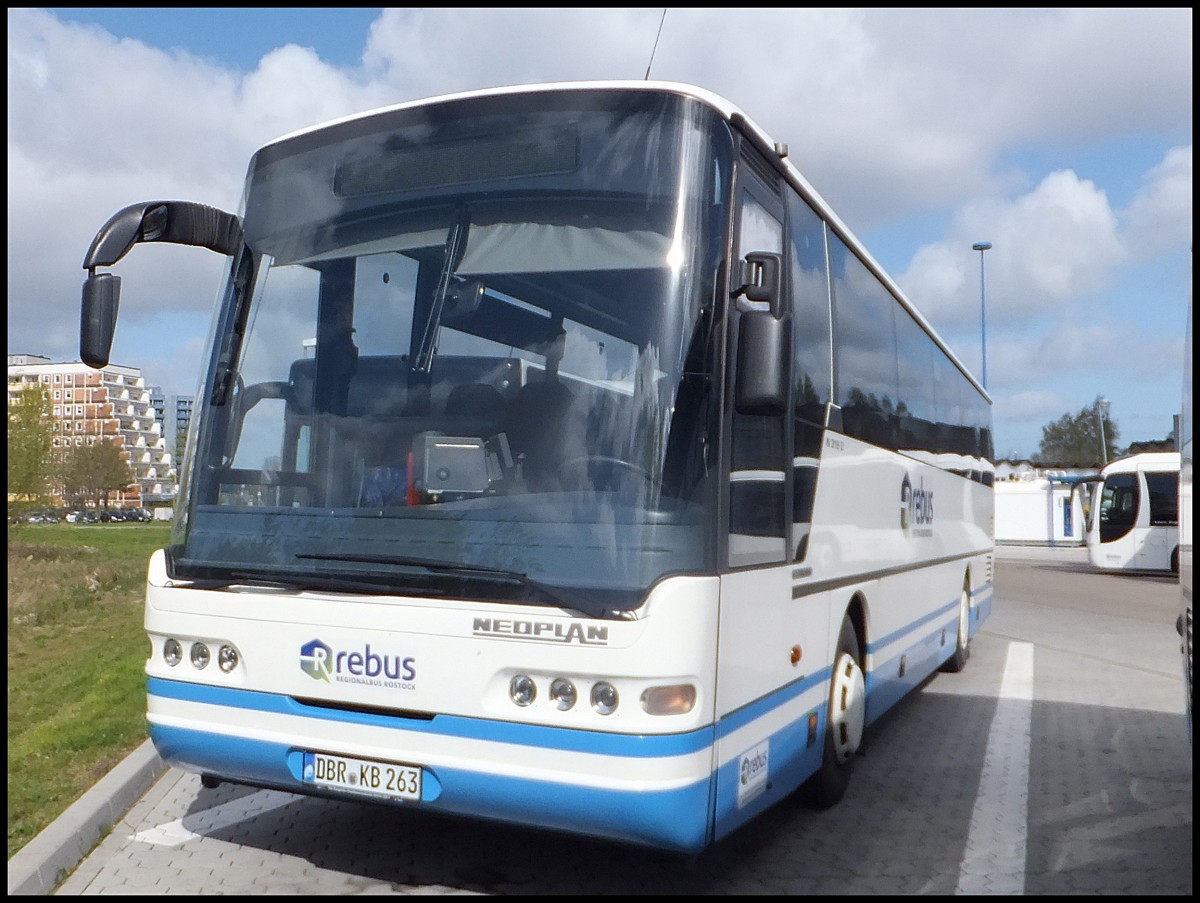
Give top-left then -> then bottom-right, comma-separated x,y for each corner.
644,9 -> 668,80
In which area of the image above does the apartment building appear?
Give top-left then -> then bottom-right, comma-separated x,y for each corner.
149,386 -> 195,470
7,355 -> 176,506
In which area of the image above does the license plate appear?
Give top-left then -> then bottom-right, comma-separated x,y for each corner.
303,751 -> 422,801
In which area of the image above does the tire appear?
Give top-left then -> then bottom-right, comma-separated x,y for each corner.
801,615 -> 865,808
940,580 -> 971,673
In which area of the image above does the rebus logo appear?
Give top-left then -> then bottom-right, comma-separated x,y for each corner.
299,638 -> 417,689
300,639 -> 333,682
900,474 -> 934,535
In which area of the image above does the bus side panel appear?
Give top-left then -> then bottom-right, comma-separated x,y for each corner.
863,559 -> 987,723
711,568 -> 832,842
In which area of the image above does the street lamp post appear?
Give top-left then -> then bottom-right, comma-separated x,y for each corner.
972,242 -> 992,390
1096,396 -> 1109,466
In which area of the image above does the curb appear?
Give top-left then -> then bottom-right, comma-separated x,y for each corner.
7,739 -> 167,896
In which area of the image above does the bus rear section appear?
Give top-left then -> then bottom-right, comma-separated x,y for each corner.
1087,452 -> 1181,572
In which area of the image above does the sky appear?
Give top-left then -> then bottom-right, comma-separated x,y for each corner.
7,8 -> 1193,459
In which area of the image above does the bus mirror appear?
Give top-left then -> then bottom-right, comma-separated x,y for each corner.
79,200 -> 243,371
444,279 -> 485,319
736,311 -> 789,415
741,251 -> 783,314
80,272 -> 120,369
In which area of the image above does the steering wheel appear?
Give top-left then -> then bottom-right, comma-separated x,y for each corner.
557,455 -> 652,491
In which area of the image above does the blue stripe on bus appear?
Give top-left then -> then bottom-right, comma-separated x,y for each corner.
148,580 -> 994,760
148,723 -> 715,852
147,677 -> 713,758
865,593 -> 960,654
712,669 -> 830,738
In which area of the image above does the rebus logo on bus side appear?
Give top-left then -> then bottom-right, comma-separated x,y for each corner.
900,474 -> 934,536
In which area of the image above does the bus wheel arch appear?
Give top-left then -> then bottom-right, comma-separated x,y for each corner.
801,599 -> 866,808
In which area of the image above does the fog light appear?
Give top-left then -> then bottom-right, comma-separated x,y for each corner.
590,681 -> 619,715
509,674 -> 536,706
218,644 -> 239,673
641,683 -> 696,716
190,642 -> 210,669
163,638 -> 182,667
549,678 -> 577,711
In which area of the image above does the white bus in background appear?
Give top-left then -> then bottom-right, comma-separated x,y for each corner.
1086,452 -> 1181,573
76,81 -> 993,853
1178,290 -> 1192,742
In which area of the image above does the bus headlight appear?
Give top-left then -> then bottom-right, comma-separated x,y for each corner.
549,678 -> 577,711
509,674 -> 537,706
218,644 -> 240,673
163,638 -> 182,667
590,681 -> 619,715
641,683 -> 697,716
190,642 -> 210,670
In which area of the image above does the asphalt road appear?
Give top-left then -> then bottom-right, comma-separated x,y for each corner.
32,549 -> 1196,894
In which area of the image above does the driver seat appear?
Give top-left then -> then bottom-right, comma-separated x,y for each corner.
503,378 -> 575,489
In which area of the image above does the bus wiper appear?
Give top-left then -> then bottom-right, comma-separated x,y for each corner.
185,570 -> 445,597
295,552 -> 618,619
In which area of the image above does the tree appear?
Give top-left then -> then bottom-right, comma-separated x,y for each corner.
59,439 -> 135,509
7,383 -> 56,507
1035,396 -> 1119,467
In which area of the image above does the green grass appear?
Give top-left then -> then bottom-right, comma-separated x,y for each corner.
7,522 -> 171,858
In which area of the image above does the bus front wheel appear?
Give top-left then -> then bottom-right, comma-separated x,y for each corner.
801,615 -> 864,808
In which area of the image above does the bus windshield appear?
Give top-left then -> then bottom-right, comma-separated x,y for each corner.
170,91 -> 728,613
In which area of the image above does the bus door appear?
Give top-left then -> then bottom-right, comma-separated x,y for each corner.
713,150 -> 814,836
1139,469 -> 1180,569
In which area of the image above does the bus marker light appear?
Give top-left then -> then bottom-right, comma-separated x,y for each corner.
591,681 -> 619,715
218,644 -> 240,673
790,645 -> 802,665
509,674 -> 536,706
190,642 -> 211,670
549,678 -> 577,710
807,712 -> 819,746
641,683 -> 695,716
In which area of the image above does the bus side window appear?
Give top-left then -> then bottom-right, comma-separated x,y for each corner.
1146,471 -> 1179,525
787,192 -> 831,562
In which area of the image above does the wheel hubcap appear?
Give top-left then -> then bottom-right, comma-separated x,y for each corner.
958,588 -> 970,649
830,652 -> 865,763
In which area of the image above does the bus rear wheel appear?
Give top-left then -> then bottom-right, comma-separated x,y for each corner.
801,615 -> 864,808
940,580 -> 971,673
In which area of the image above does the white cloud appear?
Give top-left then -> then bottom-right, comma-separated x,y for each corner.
6,7 -> 1193,457
898,170 -> 1123,333
1122,145 -> 1194,260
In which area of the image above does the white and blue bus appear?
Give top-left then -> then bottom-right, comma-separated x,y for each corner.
79,81 -> 994,853
1179,291 -> 1192,742
1086,452 -> 1181,574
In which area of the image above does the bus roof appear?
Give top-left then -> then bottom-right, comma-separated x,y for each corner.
1102,451 -> 1181,474
255,80 -> 989,402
